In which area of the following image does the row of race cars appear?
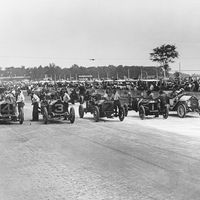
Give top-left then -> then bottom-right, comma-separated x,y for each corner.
78,88 -> 200,121
0,85 -> 200,124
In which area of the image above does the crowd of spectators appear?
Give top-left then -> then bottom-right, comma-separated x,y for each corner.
0,77 -> 200,96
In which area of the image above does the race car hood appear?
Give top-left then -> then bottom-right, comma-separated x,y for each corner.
179,95 -> 192,101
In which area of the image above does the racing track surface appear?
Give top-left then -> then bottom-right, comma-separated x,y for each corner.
0,95 -> 200,200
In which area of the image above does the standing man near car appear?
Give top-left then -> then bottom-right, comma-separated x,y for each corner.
112,89 -> 121,116
63,90 -> 71,113
31,91 -> 40,121
16,88 -> 25,116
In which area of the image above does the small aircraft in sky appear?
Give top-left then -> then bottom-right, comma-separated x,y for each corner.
89,58 -> 95,61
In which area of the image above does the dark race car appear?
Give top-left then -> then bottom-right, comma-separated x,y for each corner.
39,95 -> 75,124
0,88 -> 24,125
132,96 -> 169,120
78,93 -> 125,122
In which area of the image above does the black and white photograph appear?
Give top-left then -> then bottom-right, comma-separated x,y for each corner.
0,0 -> 200,199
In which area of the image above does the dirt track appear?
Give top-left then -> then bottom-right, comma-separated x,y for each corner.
0,96 -> 200,200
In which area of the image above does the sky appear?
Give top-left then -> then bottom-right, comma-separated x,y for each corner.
0,0 -> 200,73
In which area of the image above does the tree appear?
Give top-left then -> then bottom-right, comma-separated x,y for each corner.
150,44 -> 179,78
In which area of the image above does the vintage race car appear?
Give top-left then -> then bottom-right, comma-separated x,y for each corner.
69,89 -> 84,104
167,93 -> 200,118
0,101 -> 24,124
40,99 -> 75,124
78,94 -> 125,122
132,97 -> 169,120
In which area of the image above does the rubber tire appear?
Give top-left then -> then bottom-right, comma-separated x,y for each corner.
69,107 -> 75,123
93,106 -> 100,122
177,103 -> 186,118
19,107 -> 24,124
79,104 -> 84,118
163,105 -> 169,119
119,107 -> 125,121
43,107 -> 48,124
124,104 -> 128,117
139,105 -> 145,120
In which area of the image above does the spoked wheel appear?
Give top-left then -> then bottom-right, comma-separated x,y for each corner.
19,107 -> 24,124
119,107 -> 125,121
163,105 -> 169,119
177,103 -> 186,118
69,107 -> 75,123
79,104 -> 84,118
124,104 -> 128,117
43,107 -> 48,124
139,105 -> 145,120
93,106 -> 100,122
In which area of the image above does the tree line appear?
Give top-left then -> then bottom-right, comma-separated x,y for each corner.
0,64 -> 163,80
0,44 -> 179,80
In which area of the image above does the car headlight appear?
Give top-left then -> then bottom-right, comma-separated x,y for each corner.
187,100 -> 191,107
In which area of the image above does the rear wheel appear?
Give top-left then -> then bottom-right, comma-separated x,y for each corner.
19,107 -> 24,124
69,107 -> 75,123
119,107 -> 125,121
163,105 -> 169,119
139,105 -> 145,120
124,104 -> 128,116
43,107 -> 48,124
79,104 -> 84,118
93,106 -> 100,122
177,103 -> 186,118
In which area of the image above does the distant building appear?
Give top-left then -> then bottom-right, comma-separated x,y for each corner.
0,76 -> 31,81
78,75 -> 93,81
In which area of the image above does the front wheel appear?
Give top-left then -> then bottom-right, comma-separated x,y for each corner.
93,106 -> 100,122
119,107 -> 125,121
79,104 -> 84,118
139,105 -> 145,120
177,104 -> 186,118
69,107 -> 75,123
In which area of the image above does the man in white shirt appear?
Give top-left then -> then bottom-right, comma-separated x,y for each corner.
16,88 -> 25,117
32,91 -> 40,121
113,89 -> 121,116
63,91 -> 70,113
